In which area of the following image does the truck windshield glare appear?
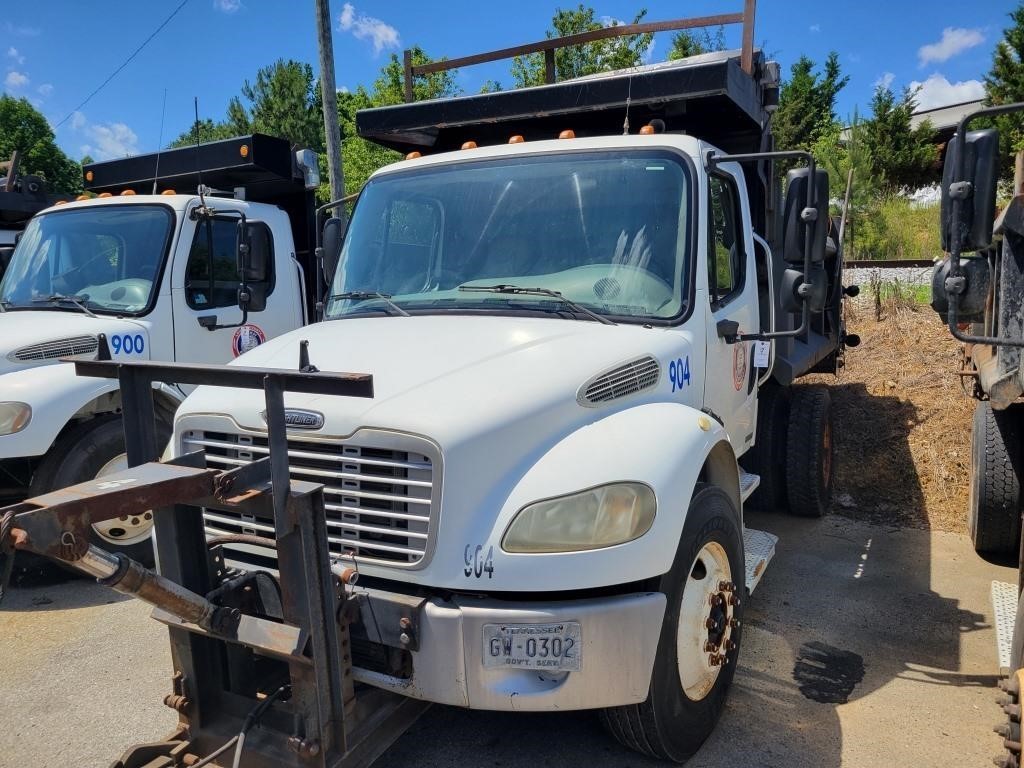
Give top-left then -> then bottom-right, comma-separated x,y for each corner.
327,151 -> 691,322
0,205 -> 172,315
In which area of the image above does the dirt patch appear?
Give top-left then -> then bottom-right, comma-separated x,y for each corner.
803,296 -> 973,532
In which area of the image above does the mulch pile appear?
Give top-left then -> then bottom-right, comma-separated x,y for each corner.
801,296 -> 974,532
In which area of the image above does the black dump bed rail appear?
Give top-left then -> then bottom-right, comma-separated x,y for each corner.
358,50 -> 773,156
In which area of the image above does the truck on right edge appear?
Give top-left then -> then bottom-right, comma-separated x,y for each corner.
930,101 -> 1024,767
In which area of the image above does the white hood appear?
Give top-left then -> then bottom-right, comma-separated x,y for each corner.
0,311 -> 147,373
181,315 -> 697,446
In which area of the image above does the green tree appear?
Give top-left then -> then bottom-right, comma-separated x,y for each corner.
169,118 -> 237,148
666,26 -> 725,60
861,85 -> 937,193
774,52 -> 849,155
329,48 -> 460,200
984,3 -> 1024,177
169,59 -> 323,151
0,95 -> 82,193
511,5 -> 653,88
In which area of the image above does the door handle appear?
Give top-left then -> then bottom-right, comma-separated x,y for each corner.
197,315 -> 217,330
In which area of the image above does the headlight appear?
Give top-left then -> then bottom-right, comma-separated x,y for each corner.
502,482 -> 656,554
0,402 -> 31,435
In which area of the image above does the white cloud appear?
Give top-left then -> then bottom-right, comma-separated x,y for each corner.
2,22 -> 40,37
70,110 -> 86,130
4,70 -> 28,90
36,82 -> 52,96
908,73 -> 985,110
6,46 -> 23,65
875,72 -> 895,90
213,0 -> 241,12
918,27 -> 984,66
338,3 -> 399,55
810,24 -> 821,33
80,121 -> 139,160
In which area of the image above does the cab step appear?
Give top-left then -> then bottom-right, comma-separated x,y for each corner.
992,580 -> 1018,675
739,470 -> 760,502
743,527 -> 777,595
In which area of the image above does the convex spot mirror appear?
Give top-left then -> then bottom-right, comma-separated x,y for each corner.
782,167 -> 829,265
780,265 -> 827,313
941,128 -> 999,254
322,217 -> 344,285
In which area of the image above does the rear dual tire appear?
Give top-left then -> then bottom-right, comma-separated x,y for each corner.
968,401 -> 1022,556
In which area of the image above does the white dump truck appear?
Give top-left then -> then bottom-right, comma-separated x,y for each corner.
0,134 -> 320,563
163,43 -> 857,762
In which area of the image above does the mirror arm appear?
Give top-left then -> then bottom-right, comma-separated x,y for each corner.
708,149 -> 816,342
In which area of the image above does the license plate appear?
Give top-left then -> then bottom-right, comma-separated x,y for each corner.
482,622 -> 582,671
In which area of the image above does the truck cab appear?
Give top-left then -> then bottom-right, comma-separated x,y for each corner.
0,134 -> 318,563
168,49 -> 850,763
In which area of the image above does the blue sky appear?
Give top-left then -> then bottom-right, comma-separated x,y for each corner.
0,0 -> 1015,161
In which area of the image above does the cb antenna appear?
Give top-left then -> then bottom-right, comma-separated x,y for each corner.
151,88 -> 167,194
193,96 -> 208,213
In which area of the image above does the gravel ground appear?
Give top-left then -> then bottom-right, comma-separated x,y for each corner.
0,513 -> 1014,768
845,265 -> 935,290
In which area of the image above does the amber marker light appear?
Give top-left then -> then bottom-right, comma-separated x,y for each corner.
161,189 -> 176,195
120,189 -> 136,196
97,192 -> 112,198
461,141 -> 478,150
639,124 -> 656,135
239,144 -> 249,158
558,129 -> 575,139
406,151 -> 422,160
75,194 -> 89,201
509,135 -> 525,144
84,170 -> 94,182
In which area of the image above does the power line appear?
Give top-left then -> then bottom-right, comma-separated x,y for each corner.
53,0 -> 191,129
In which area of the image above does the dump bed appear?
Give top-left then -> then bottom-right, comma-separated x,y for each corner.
357,50 -> 774,156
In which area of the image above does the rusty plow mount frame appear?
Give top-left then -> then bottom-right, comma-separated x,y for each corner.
0,358 -> 430,768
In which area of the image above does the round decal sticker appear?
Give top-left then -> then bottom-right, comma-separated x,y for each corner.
732,342 -> 747,391
232,323 -> 267,357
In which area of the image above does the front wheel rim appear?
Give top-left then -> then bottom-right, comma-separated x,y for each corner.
676,541 -> 736,701
90,453 -> 154,547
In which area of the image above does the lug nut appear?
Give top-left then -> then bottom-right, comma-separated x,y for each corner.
729,595 -> 741,607
1005,704 -> 1022,721
704,641 -> 716,653
399,617 -> 412,630
995,723 -> 1011,737
725,639 -> 737,652
399,632 -> 411,646
718,581 -> 734,592
705,617 -> 718,630
709,654 -> 723,666
729,618 -> 741,629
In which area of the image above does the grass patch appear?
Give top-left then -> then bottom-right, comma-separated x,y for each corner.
851,197 -> 941,261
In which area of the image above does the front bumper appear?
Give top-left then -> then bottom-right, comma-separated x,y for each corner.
353,590 -> 667,711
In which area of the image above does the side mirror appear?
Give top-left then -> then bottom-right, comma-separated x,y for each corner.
782,167 -> 829,265
238,222 -> 270,313
941,128 -> 999,253
321,217 -> 344,285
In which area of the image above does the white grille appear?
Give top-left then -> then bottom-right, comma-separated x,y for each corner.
580,356 -> 660,405
183,431 -> 436,567
11,335 -> 98,361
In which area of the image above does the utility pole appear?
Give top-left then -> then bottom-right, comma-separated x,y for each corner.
315,0 -> 345,209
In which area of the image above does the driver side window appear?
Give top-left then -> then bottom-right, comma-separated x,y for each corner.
707,175 -> 745,307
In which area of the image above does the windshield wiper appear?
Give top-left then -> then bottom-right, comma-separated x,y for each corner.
457,284 -> 616,325
32,294 -> 97,318
328,291 -> 410,317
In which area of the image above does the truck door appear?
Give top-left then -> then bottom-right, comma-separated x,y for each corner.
702,167 -> 759,454
171,214 -> 300,365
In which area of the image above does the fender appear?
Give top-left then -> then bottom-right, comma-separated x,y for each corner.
430,401 -> 738,593
0,363 -> 184,459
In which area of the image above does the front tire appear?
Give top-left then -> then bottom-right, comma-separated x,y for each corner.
30,415 -> 168,566
601,483 -> 744,762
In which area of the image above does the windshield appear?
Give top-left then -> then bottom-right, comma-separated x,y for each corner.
0,204 -> 173,314
326,150 -> 692,322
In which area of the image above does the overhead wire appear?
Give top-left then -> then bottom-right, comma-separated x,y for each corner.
53,0 -> 191,129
